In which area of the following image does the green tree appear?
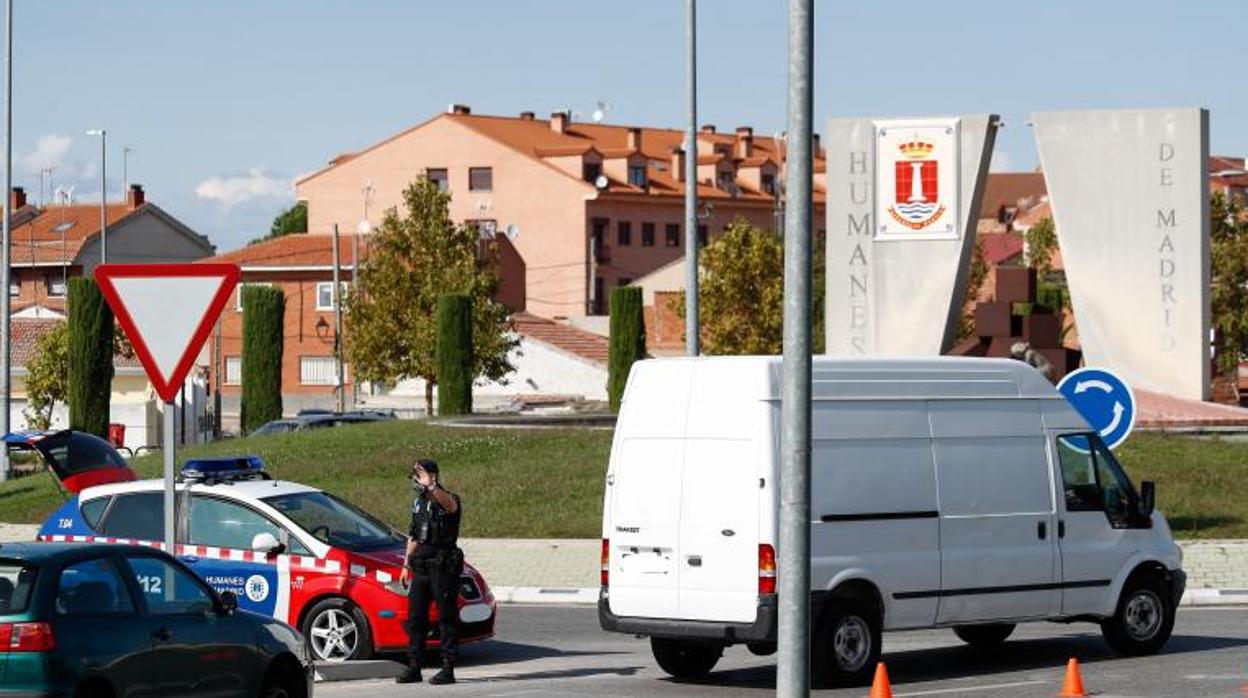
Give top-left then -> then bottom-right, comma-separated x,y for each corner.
673,218 -> 784,355
67,278 -> 114,437
956,237 -> 990,341
607,286 -> 646,411
347,177 -> 516,414
250,202 -> 307,245
1212,191 -> 1248,379
435,294 -> 474,416
1024,216 -> 1059,279
241,285 -> 285,432
23,322 -> 69,430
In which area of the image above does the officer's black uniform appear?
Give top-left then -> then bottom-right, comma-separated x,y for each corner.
401,461 -> 462,686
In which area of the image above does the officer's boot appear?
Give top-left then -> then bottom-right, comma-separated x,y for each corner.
429,663 -> 456,685
395,657 -> 422,684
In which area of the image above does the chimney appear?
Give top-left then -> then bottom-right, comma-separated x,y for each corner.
736,126 -> 754,158
627,127 -> 642,152
448,104 -> 471,115
10,187 -> 25,210
700,124 -> 716,134
813,132 -> 821,155
550,111 -> 569,134
127,184 -> 145,209
519,111 -> 535,120
671,148 -> 685,182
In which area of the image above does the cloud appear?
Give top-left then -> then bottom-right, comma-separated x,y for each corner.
195,169 -> 291,207
989,149 -> 1011,172
20,134 -> 72,174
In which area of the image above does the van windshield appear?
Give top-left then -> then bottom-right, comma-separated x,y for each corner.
0,562 -> 37,615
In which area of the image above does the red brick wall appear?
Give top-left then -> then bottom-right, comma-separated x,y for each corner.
646,290 -> 688,351
208,270 -> 354,397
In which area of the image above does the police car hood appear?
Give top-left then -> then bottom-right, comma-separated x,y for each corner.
350,546 -> 408,571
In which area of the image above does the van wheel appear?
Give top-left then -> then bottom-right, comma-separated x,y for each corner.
812,600 -> 881,688
1101,575 -> 1175,656
953,623 -> 1015,647
650,638 -> 722,680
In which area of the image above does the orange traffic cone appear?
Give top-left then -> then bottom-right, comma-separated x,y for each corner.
1059,657 -> 1088,697
868,662 -> 893,698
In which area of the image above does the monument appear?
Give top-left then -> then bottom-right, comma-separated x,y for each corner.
825,115 -> 998,356
1033,108 -> 1210,401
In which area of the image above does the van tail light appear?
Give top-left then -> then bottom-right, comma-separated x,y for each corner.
0,623 -> 55,652
758,544 -> 777,595
601,539 -> 610,588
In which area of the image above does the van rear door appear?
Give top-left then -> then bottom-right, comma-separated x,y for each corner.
606,361 -> 693,620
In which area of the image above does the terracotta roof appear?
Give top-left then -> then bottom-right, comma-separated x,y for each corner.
9,203 -> 144,266
302,110 -> 826,204
1210,155 -> 1248,188
202,233 -> 364,269
979,173 -> 1047,221
980,231 -> 1024,265
1014,201 -> 1052,229
10,317 -> 139,370
510,312 -> 608,365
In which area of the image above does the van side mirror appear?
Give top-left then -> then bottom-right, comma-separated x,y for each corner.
1138,481 -> 1156,519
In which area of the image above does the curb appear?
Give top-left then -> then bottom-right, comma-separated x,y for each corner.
1180,588 -> 1248,606
491,586 -> 599,605
314,659 -> 404,683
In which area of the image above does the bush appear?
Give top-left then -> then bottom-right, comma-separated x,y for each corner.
436,294 -> 474,416
608,286 -> 646,411
241,285 -> 285,433
1037,282 -> 1066,314
67,278 -> 114,437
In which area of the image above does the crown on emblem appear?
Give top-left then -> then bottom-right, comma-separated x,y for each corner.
899,140 -> 934,159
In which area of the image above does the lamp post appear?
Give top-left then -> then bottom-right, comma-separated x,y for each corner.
684,0 -> 699,356
86,129 -> 106,264
0,0 -> 12,481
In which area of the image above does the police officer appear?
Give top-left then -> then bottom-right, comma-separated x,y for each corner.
396,458 -> 462,686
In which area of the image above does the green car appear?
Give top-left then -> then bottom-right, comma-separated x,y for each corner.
0,542 -> 313,698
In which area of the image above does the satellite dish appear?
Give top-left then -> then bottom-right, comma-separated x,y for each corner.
506,224 -> 519,241
594,175 -> 609,190
591,100 -> 610,123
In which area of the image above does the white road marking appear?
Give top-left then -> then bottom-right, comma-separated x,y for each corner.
894,680 -> 1046,696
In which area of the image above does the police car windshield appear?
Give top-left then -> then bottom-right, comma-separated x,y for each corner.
263,491 -> 404,552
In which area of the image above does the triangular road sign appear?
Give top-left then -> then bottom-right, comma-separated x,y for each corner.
95,264 -> 240,403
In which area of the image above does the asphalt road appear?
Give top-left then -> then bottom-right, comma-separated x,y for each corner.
318,605 -> 1248,697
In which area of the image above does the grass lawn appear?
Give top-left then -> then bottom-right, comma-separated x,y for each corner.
0,420 -> 613,539
0,425 -> 1244,540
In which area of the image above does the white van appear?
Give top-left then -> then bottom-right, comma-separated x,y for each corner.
598,356 -> 1184,687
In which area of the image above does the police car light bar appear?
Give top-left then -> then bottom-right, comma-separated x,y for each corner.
181,456 -> 266,482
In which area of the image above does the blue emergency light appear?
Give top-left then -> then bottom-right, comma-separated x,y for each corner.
181,455 -> 266,482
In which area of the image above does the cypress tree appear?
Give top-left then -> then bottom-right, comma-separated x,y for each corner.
67,277 -> 114,437
241,285 -> 285,432
607,286 -> 646,411
435,294 -> 474,415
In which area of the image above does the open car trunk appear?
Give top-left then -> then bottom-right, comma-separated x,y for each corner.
3,430 -> 136,494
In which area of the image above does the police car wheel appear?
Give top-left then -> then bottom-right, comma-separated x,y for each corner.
302,598 -> 374,662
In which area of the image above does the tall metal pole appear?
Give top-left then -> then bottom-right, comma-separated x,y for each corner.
99,131 -> 106,263
163,400 -> 175,553
683,0 -> 699,356
350,231 -> 360,410
332,223 -> 345,413
0,0 -> 11,481
777,0 -> 813,694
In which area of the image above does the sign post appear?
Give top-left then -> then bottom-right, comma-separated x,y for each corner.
95,264 -> 240,553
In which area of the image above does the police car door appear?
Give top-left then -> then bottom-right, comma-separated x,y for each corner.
182,493 -> 301,621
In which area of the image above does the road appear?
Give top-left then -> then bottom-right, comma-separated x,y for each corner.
319,605 -> 1248,697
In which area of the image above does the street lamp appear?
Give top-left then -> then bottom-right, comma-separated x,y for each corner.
86,129 -> 106,263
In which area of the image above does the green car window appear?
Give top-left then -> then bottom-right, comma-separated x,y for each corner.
56,558 -> 135,616
125,556 -> 214,616
0,561 -> 37,614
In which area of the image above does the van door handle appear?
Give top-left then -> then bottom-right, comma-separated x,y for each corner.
686,556 -> 702,567
1058,520 -> 1066,538
1037,521 -> 1047,540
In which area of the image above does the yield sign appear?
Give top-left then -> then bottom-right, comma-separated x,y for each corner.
95,264 -> 240,403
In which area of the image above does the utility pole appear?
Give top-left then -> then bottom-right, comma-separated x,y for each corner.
777,0 -> 814,695
87,129 -> 107,263
332,224 -> 345,413
0,0 -> 12,481
684,0 -> 699,356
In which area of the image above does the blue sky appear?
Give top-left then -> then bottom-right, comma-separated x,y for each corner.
11,1 -> 1246,252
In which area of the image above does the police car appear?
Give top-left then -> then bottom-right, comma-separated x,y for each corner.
31,446 -> 496,662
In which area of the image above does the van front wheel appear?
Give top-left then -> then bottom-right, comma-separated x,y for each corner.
812,600 -> 881,687
953,623 -> 1015,647
650,638 -> 722,680
1101,575 -> 1175,656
